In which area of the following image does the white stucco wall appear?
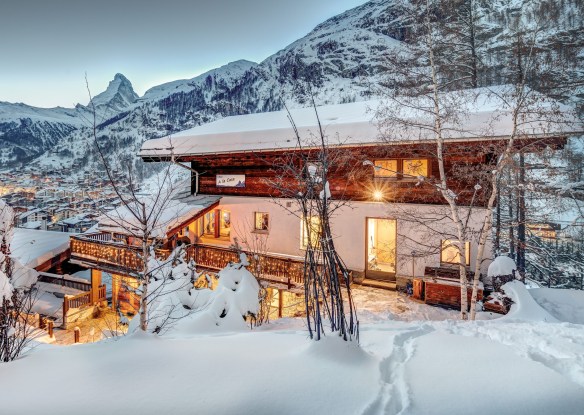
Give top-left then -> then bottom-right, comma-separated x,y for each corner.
215,196 -> 494,279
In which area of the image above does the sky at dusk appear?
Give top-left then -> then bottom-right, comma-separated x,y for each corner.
0,0 -> 367,108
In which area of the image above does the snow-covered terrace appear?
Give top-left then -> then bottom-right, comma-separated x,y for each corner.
139,87 -> 579,158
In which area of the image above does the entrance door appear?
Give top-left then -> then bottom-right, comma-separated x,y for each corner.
366,218 -> 397,280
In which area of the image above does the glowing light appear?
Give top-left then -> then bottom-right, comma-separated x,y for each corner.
373,190 -> 384,201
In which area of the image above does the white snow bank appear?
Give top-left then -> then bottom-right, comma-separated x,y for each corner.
30,290 -> 64,322
487,255 -> 517,277
130,250 -> 260,335
405,331 -> 584,415
0,329 -> 379,415
500,281 -> 559,322
1,202 -> 39,298
530,288 -> 584,325
2,317 -> 584,415
97,196 -> 213,239
140,86 -> 578,158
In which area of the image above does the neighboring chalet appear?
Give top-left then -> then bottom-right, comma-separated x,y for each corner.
69,95 -> 571,313
11,229 -> 105,328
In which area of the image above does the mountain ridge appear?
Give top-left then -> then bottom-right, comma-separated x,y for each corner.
1,0 -> 582,172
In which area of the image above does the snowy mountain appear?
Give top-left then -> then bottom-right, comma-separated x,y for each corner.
0,102 -> 82,166
84,73 -> 139,115
0,73 -> 139,167
1,0 -> 582,172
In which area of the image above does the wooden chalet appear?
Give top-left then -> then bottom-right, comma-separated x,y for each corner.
69,96 -> 570,313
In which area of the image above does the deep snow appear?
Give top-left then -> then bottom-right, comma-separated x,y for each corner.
1,281 -> 583,415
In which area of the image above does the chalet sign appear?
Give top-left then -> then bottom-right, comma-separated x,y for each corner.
216,174 -> 246,188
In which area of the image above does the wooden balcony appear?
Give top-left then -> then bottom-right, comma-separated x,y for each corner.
70,233 -> 306,289
70,233 -> 142,274
189,244 -> 305,290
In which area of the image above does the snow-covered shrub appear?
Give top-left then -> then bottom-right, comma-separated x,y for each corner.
129,249 -> 260,335
486,255 -> 517,291
174,253 -> 260,334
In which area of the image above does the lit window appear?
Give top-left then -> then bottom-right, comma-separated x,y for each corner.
403,159 -> 428,178
203,211 -> 215,235
441,240 -> 470,266
374,160 -> 398,178
220,210 -> 231,238
254,212 -> 269,232
300,216 -> 321,249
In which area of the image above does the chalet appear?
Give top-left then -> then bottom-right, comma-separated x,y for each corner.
18,208 -> 50,227
526,223 -> 561,241
69,95 -> 571,313
57,213 -> 98,233
54,206 -> 78,221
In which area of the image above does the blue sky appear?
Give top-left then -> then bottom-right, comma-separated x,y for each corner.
0,0 -> 366,108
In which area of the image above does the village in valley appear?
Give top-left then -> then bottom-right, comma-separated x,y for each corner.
1,1 -> 583,414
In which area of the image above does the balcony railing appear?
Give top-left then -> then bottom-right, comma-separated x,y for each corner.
70,234 -> 142,272
188,244 -> 305,289
70,233 -> 306,289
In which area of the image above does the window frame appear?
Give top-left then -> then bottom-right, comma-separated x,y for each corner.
373,158 -> 430,180
373,159 -> 399,178
402,158 -> 429,179
440,239 -> 471,266
300,215 -> 321,250
253,212 -> 270,233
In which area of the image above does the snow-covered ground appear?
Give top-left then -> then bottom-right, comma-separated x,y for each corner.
1,283 -> 583,415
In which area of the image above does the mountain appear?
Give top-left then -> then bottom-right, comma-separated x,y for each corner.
1,0 -> 582,172
85,73 -> 139,115
0,73 -> 139,167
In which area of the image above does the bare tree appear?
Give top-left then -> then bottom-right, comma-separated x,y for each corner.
376,0 -> 575,319
84,78 -> 199,332
268,100 -> 359,341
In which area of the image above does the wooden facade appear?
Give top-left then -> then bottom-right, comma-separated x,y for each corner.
142,137 -> 567,207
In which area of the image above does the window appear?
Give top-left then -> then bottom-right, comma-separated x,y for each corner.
220,210 -> 231,238
372,158 -> 429,179
374,159 -> 398,178
403,159 -> 429,178
300,216 -> 321,249
254,212 -> 269,232
441,240 -> 471,266
203,211 -> 215,235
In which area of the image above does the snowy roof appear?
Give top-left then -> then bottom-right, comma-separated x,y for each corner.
18,208 -> 47,219
98,193 -> 221,238
11,229 -> 72,270
139,87 -> 580,158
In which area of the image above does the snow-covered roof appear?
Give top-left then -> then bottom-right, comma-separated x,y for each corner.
11,229 -> 72,270
139,87 -> 580,158
98,194 -> 221,238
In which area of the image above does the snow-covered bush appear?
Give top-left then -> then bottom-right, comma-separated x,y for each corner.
129,249 -> 260,335
486,255 -> 517,290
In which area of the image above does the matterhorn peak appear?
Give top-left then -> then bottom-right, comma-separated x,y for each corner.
87,73 -> 139,113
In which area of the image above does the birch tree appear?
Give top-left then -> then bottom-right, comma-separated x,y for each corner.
377,0 -> 576,319
85,79 -> 194,332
